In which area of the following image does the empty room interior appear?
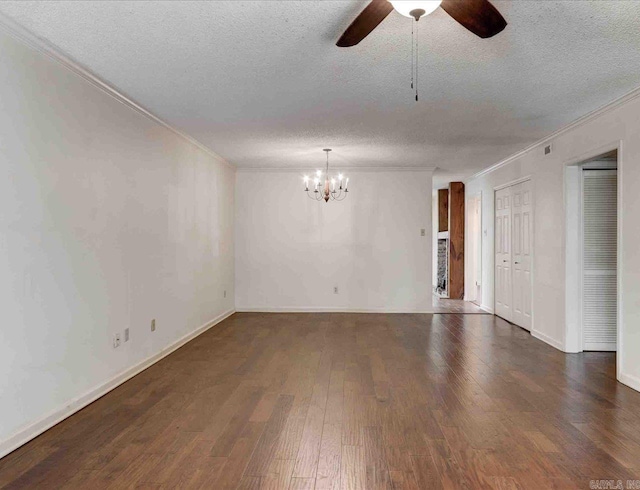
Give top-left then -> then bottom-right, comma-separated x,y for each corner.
2,1 -> 640,488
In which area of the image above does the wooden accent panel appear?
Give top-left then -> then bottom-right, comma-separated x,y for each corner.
438,189 -> 449,232
448,181 -> 465,299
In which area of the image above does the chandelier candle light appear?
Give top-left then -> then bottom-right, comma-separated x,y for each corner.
304,149 -> 349,202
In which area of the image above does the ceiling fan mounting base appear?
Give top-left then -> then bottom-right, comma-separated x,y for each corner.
336,0 -> 507,47
410,9 -> 426,21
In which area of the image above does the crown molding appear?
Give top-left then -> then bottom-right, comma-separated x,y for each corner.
466,84 -> 640,183
236,165 -> 436,173
0,13 -> 235,170
0,14 -> 433,176
493,175 -> 531,191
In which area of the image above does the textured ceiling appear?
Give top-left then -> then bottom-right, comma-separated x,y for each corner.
2,1 -> 640,179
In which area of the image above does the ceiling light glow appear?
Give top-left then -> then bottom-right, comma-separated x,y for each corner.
389,0 -> 442,19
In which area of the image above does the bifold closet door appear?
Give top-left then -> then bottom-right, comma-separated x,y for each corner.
495,181 -> 532,329
583,170 -> 617,351
495,187 -> 512,320
511,181 -> 532,330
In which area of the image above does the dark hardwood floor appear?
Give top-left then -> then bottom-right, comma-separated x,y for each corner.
1,313 -> 639,489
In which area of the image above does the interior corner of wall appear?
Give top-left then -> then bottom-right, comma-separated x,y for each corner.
531,329 -> 565,352
618,371 -> 640,394
480,304 -> 494,314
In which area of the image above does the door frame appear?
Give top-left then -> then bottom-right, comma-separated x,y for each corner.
493,176 -> 533,330
563,141 -> 623,379
465,191 -> 482,304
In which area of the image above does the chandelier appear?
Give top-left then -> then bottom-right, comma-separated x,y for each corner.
304,149 -> 349,202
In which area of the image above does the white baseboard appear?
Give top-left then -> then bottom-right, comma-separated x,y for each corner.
618,371 -> 640,393
562,346 -> 583,354
480,304 -> 494,314
0,309 -> 235,460
531,329 -> 565,351
236,306 -> 435,314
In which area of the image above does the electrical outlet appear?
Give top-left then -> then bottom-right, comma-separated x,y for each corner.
334,286 -> 339,294
113,333 -> 121,348
420,228 -> 426,237
224,290 -> 227,298
124,328 -> 129,342
151,319 -> 156,332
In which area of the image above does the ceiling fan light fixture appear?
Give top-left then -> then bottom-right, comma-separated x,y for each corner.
388,0 -> 442,19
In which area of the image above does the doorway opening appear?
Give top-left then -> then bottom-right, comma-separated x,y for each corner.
565,149 -> 619,355
432,183 -> 488,314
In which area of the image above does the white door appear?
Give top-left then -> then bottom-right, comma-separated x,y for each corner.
466,195 -> 482,304
495,187 -> 512,321
495,181 -> 533,329
582,170 -> 617,351
472,196 -> 482,305
511,181 -> 532,331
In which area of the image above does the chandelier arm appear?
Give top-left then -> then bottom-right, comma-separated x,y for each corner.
334,193 -> 348,201
337,188 -> 350,201
307,190 -> 320,201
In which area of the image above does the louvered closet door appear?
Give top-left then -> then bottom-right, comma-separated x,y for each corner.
583,170 -> 617,351
495,187 -> 512,321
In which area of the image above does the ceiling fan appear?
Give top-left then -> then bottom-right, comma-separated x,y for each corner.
336,0 -> 507,47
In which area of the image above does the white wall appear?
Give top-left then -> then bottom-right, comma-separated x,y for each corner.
235,170 -> 433,312
465,89 -> 640,393
0,27 -> 235,455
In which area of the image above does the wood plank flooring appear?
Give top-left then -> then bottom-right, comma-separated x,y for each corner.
1,313 -> 640,489
432,297 -> 488,314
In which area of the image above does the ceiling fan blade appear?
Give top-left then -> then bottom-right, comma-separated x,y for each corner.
336,0 -> 394,47
440,0 -> 507,38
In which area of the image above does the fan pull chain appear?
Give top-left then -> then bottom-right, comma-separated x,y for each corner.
415,19 -> 419,102
411,20 -> 414,90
